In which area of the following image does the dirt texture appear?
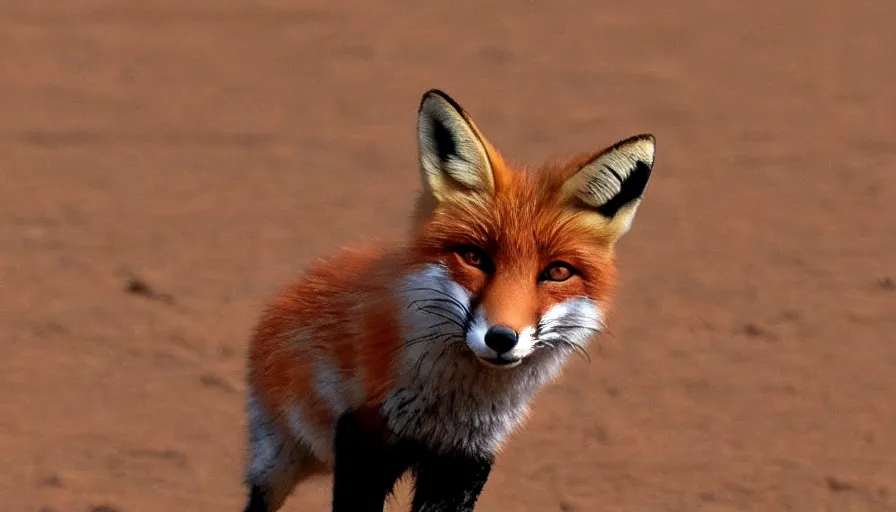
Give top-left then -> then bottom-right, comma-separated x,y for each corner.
2,1 -> 895,511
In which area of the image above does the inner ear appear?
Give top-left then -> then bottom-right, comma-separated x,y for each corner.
431,116 -> 458,164
561,134 -> 656,239
591,156 -> 652,218
417,89 -> 495,198
562,134 -> 655,216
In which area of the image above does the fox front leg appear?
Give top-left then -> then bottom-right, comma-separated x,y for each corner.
410,451 -> 493,512
332,408 -> 409,512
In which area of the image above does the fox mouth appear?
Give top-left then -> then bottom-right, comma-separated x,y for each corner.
475,355 -> 523,369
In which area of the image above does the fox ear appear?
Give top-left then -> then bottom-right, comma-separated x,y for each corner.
417,89 -> 495,202
561,134 -> 656,240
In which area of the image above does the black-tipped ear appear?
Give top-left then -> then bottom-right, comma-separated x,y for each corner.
561,134 -> 656,238
417,90 -> 495,201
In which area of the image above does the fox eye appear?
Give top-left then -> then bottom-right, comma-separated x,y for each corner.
541,262 -> 575,282
456,246 -> 493,272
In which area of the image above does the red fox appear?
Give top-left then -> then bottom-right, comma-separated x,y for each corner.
242,89 -> 656,512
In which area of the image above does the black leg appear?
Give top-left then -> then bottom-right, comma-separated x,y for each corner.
410,450 -> 493,512
243,484 -> 268,512
332,407 -> 409,512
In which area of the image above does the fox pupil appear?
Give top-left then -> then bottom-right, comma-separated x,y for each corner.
543,263 -> 573,282
463,249 -> 482,267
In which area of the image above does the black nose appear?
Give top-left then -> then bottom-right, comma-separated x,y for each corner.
484,325 -> 518,354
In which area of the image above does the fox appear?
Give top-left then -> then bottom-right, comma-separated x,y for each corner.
242,89 -> 656,512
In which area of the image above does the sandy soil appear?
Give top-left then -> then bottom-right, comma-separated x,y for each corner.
2,1 -> 895,510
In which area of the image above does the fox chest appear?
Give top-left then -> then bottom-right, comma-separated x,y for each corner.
379,347 -> 542,457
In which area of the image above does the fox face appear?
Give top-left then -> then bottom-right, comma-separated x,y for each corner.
403,90 -> 655,371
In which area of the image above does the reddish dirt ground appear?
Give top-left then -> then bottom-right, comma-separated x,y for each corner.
2,1 -> 895,511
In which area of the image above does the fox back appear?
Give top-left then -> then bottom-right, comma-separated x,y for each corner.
243,89 -> 656,512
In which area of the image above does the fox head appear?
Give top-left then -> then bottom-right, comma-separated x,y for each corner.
402,89 -> 655,371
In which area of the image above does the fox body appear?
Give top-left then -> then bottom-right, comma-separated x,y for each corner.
242,90 -> 656,512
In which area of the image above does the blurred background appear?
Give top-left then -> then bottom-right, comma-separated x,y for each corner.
2,1 -> 895,511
